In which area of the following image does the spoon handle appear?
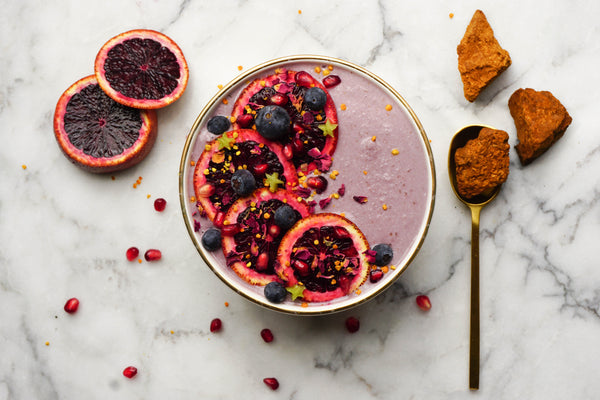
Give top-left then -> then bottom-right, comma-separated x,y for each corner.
469,206 -> 481,390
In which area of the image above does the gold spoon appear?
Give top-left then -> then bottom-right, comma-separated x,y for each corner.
448,125 -> 503,391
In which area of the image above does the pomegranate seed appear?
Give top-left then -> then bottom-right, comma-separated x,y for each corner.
256,253 -> 269,271
292,259 -> 310,276
263,377 -> 279,390
291,138 -> 304,153
122,366 -> 137,379
126,247 -> 139,261
292,123 -> 304,134
253,163 -> 269,175
236,113 -> 254,128
369,269 -> 384,283
323,75 -> 341,88
294,71 -> 313,87
213,211 -> 225,228
268,224 -> 281,238
221,223 -> 241,236
338,275 -> 351,293
197,183 -> 215,198
333,226 -> 350,239
416,295 -> 432,311
153,198 -> 167,212
270,93 -> 288,106
306,176 -> 328,194
283,143 -> 294,160
260,328 -> 274,343
64,298 -> 80,314
345,316 -> 360,333
210,318 -> 222,332
144,249 -> 162,262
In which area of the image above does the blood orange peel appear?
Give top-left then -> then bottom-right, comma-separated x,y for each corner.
53,75 -> 158,173
94,29 -> 189,109
276,213 -> 370,302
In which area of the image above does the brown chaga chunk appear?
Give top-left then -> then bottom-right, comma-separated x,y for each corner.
455,127 -> 510,199
457,10 -> 512,102
508,88 -> 572,165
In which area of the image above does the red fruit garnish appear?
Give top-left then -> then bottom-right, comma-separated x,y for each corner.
231,69 -> 338,174
416,295 -> 432,311
222,188 -> 310,285
53,75 -> 158,173
345,316 -> 360,333
263,377 -> 279,390
154,198 -> 167,211
323,75 -> 341,88
193,129 -> 299,222
369,269 -> 384,283
64,298 -> 80,314
306,176 -> 328,194
95,29 -> 189,109
123,366 -> 138,379
210,318 -> 222,332
126,247 -> 139,261
276,213 -> 370,302
260,328 -> 274,343
144,249 -> 162,261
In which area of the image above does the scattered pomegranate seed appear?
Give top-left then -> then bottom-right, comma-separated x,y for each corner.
416,295 -> 432,311
236,113 -> 254,128
256,253 -> 269,271
323,75 -> 341,88
268,224 -> 281,238
306,176 -> 328,194
154,198 -> 167,212
345,316 -> 360,333
270,93 -> 288,106
369,269 -> 384,283
144,249 -> 162,261
282,143 -> 294,160
126,247 -> 139,261
64,298 -> 80,314
252,163 -> 269,175
294,71 -> 313,87
122,366 -> 138,379
263,377 -> 279,390
221,223 -> 241,237
210,318 -> 222,333
260,328 -> 274,343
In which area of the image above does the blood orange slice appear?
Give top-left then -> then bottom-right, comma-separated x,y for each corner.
276,213 -> 370,302
231,69 -> 338,173
94,29 -> 189,109
193,129 -> 299,223
53,75 -> 158,173
222,188 -> 311,285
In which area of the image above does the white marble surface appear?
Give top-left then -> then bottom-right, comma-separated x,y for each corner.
1,1 -> 599,399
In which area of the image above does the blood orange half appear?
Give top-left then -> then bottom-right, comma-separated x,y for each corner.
53,75 -> 158,173
222,188 -> 311,285
94,29 -> 189,109
276,213 -> 370,302
193,129 -> 299,223
231,69 -> 338,174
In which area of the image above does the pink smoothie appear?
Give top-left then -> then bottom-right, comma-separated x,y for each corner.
181,57 -> 434,313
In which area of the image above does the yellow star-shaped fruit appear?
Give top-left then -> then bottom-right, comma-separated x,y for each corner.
264,172 -> 284,192
318,119 -> 337,138
286,284 -> 305,301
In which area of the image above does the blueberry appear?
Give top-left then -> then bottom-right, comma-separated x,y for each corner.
231,169 -> 256,196
264,281 -> 287,303
206,115 -> 231,135
373,243 -> 393,266
255,105 -> 291,140
304,87 -> 327,110
273,204 -> 298,231
202,228 -> 221,251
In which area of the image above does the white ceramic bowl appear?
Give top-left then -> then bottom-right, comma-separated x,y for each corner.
179,55 -> 435,315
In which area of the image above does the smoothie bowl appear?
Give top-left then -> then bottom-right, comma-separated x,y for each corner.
179,55 -> 435,315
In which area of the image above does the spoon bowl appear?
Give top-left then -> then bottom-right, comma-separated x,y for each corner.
448,124 -> 503,390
